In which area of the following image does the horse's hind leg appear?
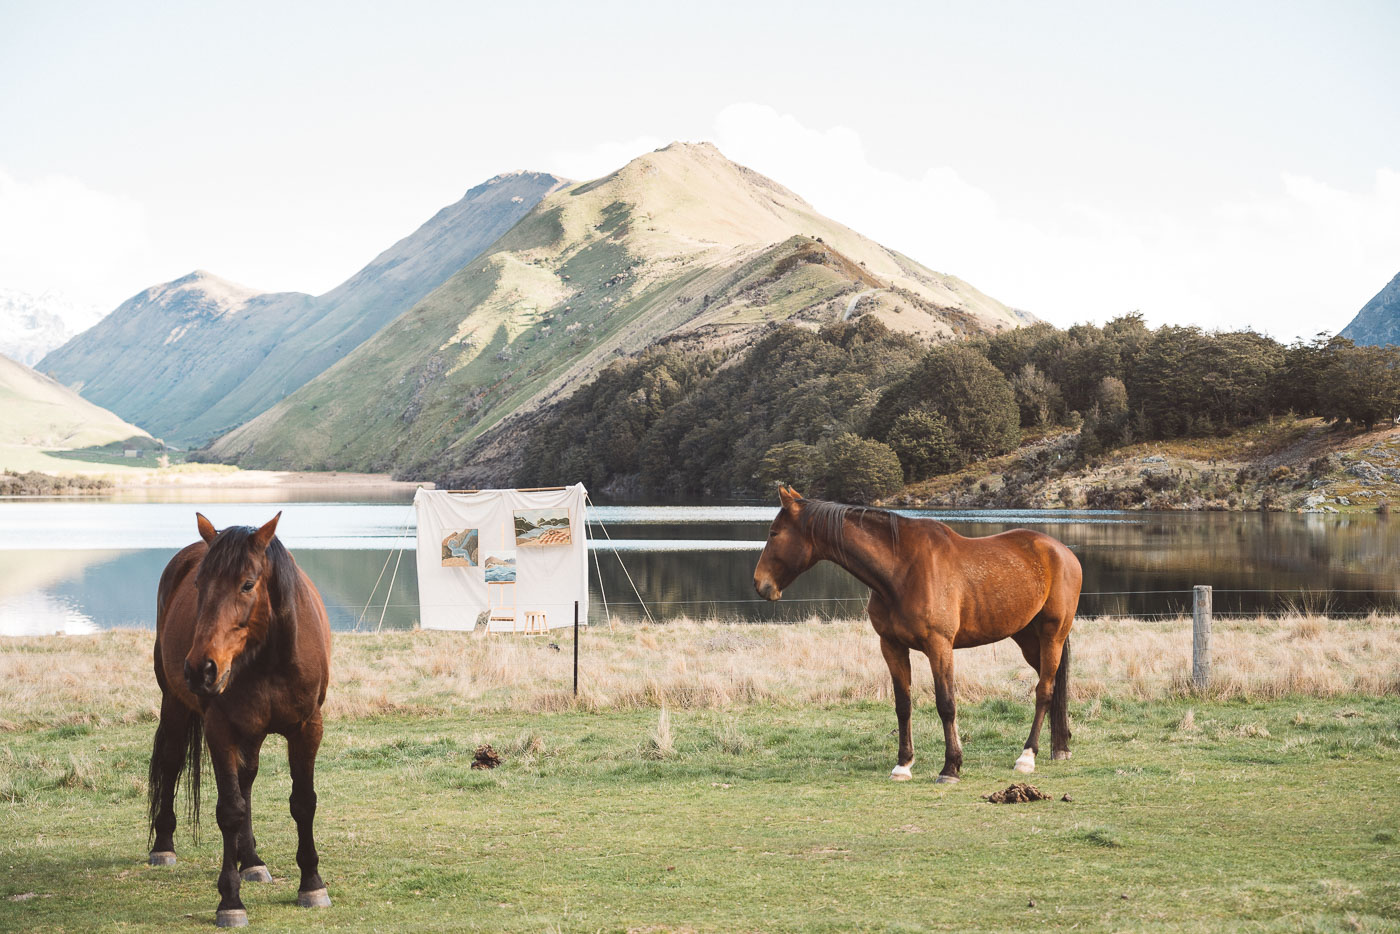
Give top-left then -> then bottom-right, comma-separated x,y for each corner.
288,715 -> 330,909
147,693 -> 191,866
1012,622 -> 1068,774
1010,628 -> 1042,773
237,735 -> 271,883
878,635 -> 916,781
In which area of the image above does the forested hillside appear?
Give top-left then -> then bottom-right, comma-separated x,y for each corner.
508,313 -> 1400,503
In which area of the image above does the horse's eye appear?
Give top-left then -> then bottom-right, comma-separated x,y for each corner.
241,580 -> 255,593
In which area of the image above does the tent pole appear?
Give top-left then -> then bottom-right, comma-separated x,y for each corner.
573,600 -> 579,697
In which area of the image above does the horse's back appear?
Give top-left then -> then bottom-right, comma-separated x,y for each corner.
926,523 -> 1082,639
290,559 -> 333,707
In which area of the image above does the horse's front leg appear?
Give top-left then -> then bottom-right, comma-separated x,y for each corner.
237,734 -> 271,883
204,712 -> 250,928
925,637 -> 963,783
288,715 -> 331,909
878,635 -> 915,781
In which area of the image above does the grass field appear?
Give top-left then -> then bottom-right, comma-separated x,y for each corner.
2,619 -> 1398,932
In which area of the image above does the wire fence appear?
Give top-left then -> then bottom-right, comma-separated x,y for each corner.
337,586 -> 1400,632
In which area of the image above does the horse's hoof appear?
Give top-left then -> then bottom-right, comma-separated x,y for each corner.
240,865 -> 272,883
297,888 -> 331,909
215,909 -> 248,928
1052,750 -> 1072,761
934,774 -> 960,784
890,763 -> 913,781
1014,748 -> 1036,773
147,850 -> 176,867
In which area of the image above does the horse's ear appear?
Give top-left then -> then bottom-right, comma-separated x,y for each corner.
251,511 -> 282,553
196,513 -> 217,545
778,485 -> 803,509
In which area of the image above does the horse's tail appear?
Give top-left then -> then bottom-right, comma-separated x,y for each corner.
147,710 -> 203,845
1051,636 -> 1072,747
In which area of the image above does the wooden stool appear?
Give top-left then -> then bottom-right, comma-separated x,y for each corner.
523,611 -> 546,636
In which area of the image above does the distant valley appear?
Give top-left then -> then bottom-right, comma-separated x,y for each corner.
39,171 -> 566,444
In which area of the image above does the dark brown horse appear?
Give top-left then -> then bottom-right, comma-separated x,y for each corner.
147,512 -> 332,928
754,486 -> 1081,783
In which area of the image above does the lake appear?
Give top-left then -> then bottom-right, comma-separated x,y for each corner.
0,494 -> 1396,635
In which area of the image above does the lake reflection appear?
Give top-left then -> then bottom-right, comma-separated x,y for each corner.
0,499 -> 1396,634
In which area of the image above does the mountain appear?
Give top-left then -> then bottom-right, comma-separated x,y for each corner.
0,353 -> 151,451
38,171 -> 567,443
0,288 -> 104,366
209,142 -> 1030,476
1340,271 -> 1400,346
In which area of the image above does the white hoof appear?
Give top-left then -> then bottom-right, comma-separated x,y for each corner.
240,865 -> 272,883
1013,748 -> 1036,773
215,909 -> 248,928
890,763 -> 913,781
297,887 -> 332,909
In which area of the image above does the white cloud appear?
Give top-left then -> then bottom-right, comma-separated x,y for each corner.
708,103 -> 1400,340
0,167 -> 156,314
549,135 -> 669,184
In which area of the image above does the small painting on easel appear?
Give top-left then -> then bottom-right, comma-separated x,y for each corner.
514,508 -> 572,547
483,550 -> 517,583
441,528 -> 479,567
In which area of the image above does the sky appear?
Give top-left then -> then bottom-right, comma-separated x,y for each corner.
1,0 -> 1397,340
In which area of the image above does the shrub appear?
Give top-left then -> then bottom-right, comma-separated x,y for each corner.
815,434 -> 904,503
885,410 -> 961,480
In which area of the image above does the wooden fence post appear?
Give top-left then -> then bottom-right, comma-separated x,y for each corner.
1192,585 -> 1212,690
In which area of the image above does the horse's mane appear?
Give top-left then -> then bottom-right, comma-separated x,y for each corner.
796,498 -> 901,562
198,526 -> 299,667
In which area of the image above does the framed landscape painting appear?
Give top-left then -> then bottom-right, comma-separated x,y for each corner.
514,508 -> 572,547
440,528 -> 478,567
483,550 -> 517,583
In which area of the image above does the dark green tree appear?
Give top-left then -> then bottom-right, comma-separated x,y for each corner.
885,410 -> 961,480
815,434 -> 904,503
869,343 -> 1020,462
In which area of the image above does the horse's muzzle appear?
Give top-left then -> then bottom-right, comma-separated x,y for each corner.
184,657 -> 222,696
754,578 -> 781,602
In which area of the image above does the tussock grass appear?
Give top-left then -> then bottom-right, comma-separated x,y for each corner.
2,698 -> 1396,932
3,614 -> 1398,732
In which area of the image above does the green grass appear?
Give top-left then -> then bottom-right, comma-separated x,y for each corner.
2,697 -> 1398,932
43,444 -> 189,468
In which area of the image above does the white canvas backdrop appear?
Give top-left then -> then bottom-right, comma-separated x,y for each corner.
414,485 -> 588,632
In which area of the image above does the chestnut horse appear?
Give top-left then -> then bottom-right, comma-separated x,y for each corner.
147,512 -> 332,928
754,486 -> 1081,783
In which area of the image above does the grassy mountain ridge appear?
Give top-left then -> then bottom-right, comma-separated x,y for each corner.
39,171 -> 567,443
1340,270 -> 1400,346
0,353 -> 151,452
209,142 -> 1027,474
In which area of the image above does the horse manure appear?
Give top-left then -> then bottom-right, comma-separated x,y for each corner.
471,744 -> 502,770
1060,793 -> 1074,802
1027,899 -> 1036,908
983,782 -> 1050,803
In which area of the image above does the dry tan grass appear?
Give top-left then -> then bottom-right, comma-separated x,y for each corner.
2,615 -> 1398,731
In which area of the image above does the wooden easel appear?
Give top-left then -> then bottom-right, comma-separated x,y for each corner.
485,518 -> 517,632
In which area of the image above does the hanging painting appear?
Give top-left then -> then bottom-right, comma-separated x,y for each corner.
441,528 -> 479,567
514,508 -> 573,547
